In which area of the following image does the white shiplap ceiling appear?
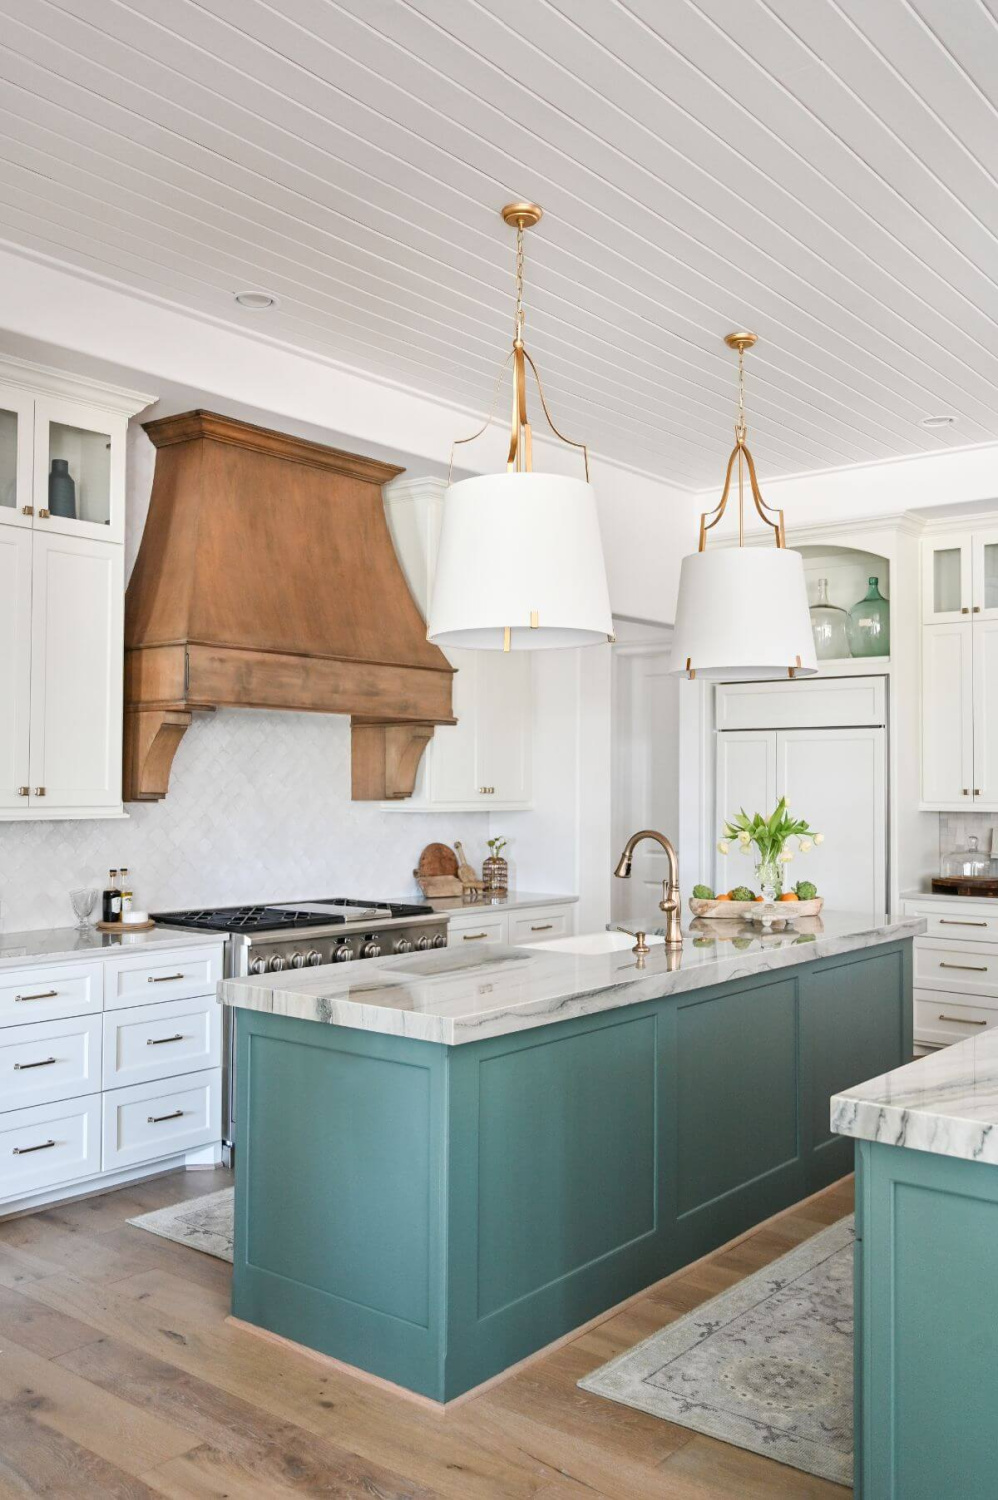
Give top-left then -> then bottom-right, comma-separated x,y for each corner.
0,0 -> 997,487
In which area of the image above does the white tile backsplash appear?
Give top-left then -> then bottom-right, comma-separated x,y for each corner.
0,707 -> 490,932
939,813 -> 998,860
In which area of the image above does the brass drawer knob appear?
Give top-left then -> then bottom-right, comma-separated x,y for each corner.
38,508 -> 50,519
33,787 -> 45,797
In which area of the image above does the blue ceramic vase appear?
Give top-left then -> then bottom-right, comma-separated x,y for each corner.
48,458 -> 76,520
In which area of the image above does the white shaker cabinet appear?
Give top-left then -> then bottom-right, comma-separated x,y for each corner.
921,623 -> 974,810
383,477 -> 533,810
923,527 -> 998,625
28,532 -> 124,814
0,526 -> 32,809
0,357 -> 151,821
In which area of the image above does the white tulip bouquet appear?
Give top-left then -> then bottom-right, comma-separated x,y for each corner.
717,797 -> 824,899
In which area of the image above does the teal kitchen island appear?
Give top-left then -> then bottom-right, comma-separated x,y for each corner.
833,1028 -> 998,1500
220,912 -> 920,1405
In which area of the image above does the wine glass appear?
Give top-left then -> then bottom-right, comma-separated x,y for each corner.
70,888 -> 98,928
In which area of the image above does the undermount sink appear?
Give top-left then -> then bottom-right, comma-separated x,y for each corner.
523,930 -> 666,955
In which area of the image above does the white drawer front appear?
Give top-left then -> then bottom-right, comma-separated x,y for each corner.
103,944 -> 223,1010
904,902 -> 998,942
914,939 -> 998,1000
102,1069 -> 220,1171
0,1014 -> 102,1112
103,995 -> 221,1090
509,910 -> 571,944
0,961 -> 103,1027
448,917 -> 506,947
914,994 -> 998,1048
0,1095 -> 101,1202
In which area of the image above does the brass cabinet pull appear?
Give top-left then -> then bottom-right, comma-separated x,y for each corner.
478,786 -> 496,795
33,787 -> 45,797
38,508 -> 50,519
148,973 -> 184,983
962,606 -> 971,614
147,1109 -> 185,1124
16,787 -> 28,797
13,1139 -> 56,1155
20,505 -> 32,516
13,1056 -> 57,1070
939,961 -> 988,971
939,919 -> 988,927
146,1034 -> 184,1046
963,788 -> 970,795
531,924 -> 554,931
462,932 -> 488,941
974,605 -> 982,613
14,989 -> 58,1002
975,789 -> 982,796
938,1013 -> 987,1026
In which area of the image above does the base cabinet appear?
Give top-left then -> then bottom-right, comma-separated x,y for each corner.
855,1140 -> 998,1499
233,938 -> 912,1402
0,939 -> 224,1216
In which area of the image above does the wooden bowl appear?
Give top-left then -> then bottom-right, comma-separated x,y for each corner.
688,896 -> 824,921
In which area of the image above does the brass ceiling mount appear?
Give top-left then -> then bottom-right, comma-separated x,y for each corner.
724,330 -> 758,353
501,201 -> 543,230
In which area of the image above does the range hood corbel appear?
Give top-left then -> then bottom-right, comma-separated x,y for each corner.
123,411 -> 455,803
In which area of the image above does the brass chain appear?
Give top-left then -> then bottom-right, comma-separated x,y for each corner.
735,341 -> 747,442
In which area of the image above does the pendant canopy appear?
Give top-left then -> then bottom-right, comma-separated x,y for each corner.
426,203 -> 612,652
671,332 -> 817,682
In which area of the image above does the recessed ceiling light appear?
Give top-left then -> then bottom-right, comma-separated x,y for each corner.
920,414 -> 957,429
234,290 -> 278,310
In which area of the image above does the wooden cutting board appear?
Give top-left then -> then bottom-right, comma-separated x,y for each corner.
414,843 -> 462,897
453,840 -> 482,888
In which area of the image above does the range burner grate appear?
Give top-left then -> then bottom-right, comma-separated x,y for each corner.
154,905 -> 346,933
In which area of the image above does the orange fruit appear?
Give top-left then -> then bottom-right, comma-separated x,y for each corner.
755,895 -> 765,902
778,892 -> 799,902
715,893 -> 731,901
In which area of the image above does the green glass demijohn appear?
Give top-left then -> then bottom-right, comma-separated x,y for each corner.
848,576 -> 890,658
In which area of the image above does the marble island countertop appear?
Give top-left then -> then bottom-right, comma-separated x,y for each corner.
220,910 -> 924,1045
0,924 -> 225,971
832,1030 -> 998,1165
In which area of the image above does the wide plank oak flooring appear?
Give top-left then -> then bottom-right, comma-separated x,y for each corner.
0,1169 -> 853,1498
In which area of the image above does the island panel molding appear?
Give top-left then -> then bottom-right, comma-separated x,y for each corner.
124,410 -> 455,804
230,930 -> 913,1403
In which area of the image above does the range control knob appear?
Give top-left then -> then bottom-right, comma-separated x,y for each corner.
267,953 -> 286,972
415,934 -> 433,951
432,933 -> 446,948
393,936 -> 414,955
289,950 -> 307,969
360,940 -> 382,959
333,943 -> 353,962
306,949 -> 323,967
249,954 -> 267,975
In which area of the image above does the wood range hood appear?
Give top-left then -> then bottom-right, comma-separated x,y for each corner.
124,410 -> 455,803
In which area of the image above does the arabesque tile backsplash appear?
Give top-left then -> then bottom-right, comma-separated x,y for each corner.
0,708 -> 489,933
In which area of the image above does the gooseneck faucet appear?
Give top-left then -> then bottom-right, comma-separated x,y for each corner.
614,829 -> 683,950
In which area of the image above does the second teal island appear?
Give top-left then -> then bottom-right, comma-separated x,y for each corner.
221,912 -> 920,1404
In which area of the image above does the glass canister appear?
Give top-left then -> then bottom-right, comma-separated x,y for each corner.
848,577 -> 890,658
809,578 -> 851,660
941,835 -> 992,879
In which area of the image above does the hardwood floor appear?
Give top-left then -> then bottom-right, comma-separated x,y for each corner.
0,1170 -> 853,1498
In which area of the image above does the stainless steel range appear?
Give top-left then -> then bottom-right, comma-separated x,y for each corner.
152,897 -> 449,1162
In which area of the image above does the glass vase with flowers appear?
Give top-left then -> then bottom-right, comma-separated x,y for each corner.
717,798 -> 824,902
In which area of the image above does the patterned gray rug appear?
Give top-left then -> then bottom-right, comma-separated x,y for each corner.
579,1216 -> 854,1486
128,1186 -> 235,1263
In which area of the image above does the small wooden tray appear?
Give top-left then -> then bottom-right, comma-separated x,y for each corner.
688,897 -> 823,920
97,919 -> 156,933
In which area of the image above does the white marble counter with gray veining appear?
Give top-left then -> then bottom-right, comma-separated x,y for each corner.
0,924 -> 225,971
423,891 -> 578,916
901,889 -> 998,908
832,1029 -> 998,1165
220,910 -> 923,1046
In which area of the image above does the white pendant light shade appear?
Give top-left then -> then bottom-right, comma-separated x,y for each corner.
427,471 -> 613,649
671,546 -> 817,680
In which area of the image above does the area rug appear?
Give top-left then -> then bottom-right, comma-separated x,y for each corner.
579,1216 -> 854,1486
128,1187 -> 235,1263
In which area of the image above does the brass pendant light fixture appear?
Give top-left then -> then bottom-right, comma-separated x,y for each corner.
670,332 -> 817,681
426,202 -> 613,651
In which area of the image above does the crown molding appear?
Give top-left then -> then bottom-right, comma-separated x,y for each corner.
0,351 -> 154,416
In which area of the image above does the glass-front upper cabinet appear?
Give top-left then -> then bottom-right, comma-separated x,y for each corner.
922,537 -> 973,624
971,529 -> 998,622
32,397 -> 125,543
0,385 -> 36,532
